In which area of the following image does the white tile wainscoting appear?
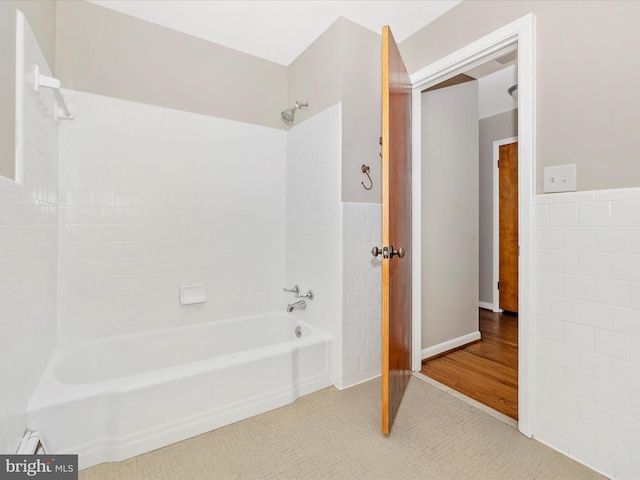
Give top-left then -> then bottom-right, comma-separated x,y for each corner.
533,188 -> 640,479
342,202 -> 382,388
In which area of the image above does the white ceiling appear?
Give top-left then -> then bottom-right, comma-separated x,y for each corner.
87,0 -> 462,66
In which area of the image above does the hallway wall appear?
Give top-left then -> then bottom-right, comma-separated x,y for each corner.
421,81 -> 479,352
478,110 -> 518,305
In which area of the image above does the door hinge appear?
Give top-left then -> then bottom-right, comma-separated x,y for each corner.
497,281 -> 500,290
497,159 -> 500,168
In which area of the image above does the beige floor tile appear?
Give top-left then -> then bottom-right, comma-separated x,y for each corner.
80,376 -> 605,480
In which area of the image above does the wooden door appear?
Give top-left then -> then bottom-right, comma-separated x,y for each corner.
381,26 -> 412,435
499,142 -> 518,313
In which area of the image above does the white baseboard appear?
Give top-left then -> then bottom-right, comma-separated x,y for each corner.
479,300 -> 502,313
335,373 -> 381,391
421,331 -> 481,360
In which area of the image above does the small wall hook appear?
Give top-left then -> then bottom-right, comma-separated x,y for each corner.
361,164 -> 373,190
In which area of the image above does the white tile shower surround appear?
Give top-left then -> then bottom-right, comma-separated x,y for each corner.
57,90 -> 286,342
533,188 -> 640,479
343,202 -> 382,388
0,27 -> 58,451
59,93 -> 376,390
285,103 -> 344,384
284,105 -> 383,390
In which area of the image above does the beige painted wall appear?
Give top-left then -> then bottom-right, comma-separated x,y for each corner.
0,1 -> 56,180
3,2 -> 381,197
340,20 -> 381,204
401,0 -> 640,193
288,17 -> 381,203
55,0 -> 287,130
287,19 -> 342,127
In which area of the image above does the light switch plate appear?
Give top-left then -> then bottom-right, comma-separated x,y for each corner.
543,164 -> 576,193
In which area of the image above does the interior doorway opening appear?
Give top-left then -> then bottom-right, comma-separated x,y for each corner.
410,13 -> 535,436
418,50 -> 519,421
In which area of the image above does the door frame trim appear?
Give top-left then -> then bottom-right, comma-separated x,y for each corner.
410,13 -> 535,437
493,136 -> 519,312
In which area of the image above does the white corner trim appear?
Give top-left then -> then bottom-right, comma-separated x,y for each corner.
421,331 -> 481,360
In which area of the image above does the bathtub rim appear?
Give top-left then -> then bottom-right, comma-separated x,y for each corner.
28,312 -> 334,407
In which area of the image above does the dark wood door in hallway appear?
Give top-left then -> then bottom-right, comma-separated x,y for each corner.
421,309 -> 518,420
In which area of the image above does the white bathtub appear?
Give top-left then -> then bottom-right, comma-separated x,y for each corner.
26,313 -> 334,469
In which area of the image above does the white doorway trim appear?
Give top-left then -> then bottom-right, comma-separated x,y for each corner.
410,13 -> 535,437
493,135 -> 518,312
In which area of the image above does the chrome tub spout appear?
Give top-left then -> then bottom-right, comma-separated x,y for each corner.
286,300 -> 306,313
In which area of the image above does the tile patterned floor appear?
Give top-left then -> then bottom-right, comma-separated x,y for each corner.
80,376 -> 604,479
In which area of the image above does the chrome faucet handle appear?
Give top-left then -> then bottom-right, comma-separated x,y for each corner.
283,285 -> 300,294
295,290 -> 314,300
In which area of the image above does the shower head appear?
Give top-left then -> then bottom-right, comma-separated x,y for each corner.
281,107 -> 296,124
280,101 -> 308,125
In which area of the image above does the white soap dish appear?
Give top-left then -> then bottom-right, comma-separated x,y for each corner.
179,284 -> 207,305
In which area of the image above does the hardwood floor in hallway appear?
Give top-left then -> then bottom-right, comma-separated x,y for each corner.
420,309 -> 518,420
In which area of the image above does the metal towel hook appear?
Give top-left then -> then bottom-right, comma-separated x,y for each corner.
361,164 -> 373,190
